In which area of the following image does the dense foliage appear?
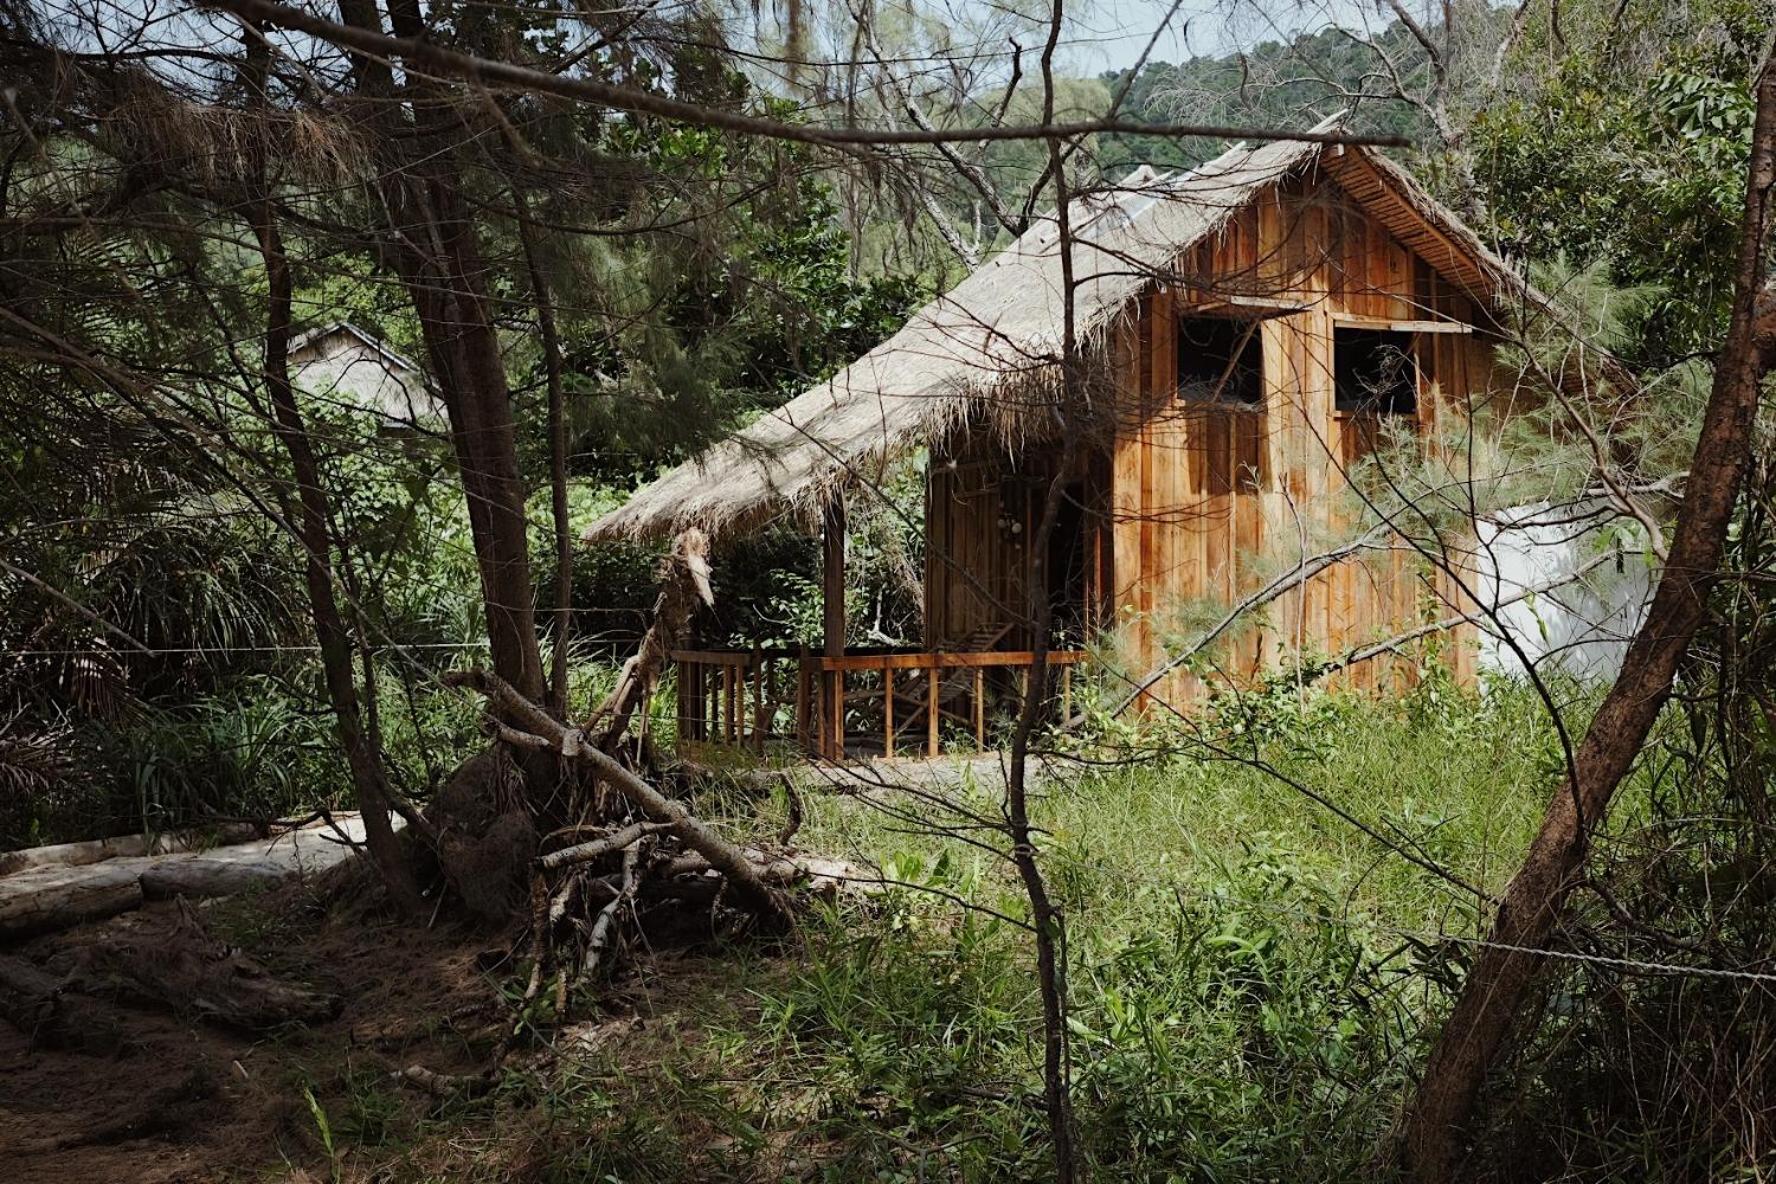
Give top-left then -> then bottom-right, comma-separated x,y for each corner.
0,1 -> 925,844
1470,0 -> 1774,366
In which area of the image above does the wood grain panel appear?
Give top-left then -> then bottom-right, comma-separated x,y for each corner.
918,168 -> 1494,717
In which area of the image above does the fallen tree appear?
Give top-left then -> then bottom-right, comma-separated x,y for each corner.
389,666 -> 858,1092
375,531 -> 861,1093
444,667 -> 795,924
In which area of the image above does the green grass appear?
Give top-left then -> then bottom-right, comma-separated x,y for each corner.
512,678 -> 1573,1182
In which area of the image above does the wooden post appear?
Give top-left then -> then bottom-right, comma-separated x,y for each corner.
883,666 -> 895,758
796,646 -> 811,753
733,662 -> 744,744
675,658 -> 688,744
822,496 -> 846,760
753,652 -> 766,753
718,662 -> 728,743
927,664 -> 940,757
831,669 -> 845,761
716,663 -> 727,743
691,661 -> 704,741
1061,664 -> 1072,723
974,668 -> 985,748
682,661 -> 693,742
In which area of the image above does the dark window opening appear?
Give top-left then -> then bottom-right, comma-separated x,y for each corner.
1334,328 -> 1417,414
1178,315 -> 1262,406
1046,482 -> 1090,648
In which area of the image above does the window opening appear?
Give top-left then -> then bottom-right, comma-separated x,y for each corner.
1333,328 -> 1417,415
1178,315 -> 1263,406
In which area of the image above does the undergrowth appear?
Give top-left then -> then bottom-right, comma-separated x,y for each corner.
323,678 -> 1571,1182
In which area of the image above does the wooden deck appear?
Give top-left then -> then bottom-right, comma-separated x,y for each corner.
673,648 -> 1087,761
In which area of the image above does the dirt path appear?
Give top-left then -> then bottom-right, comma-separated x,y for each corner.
0,816 -> 827,1181
0,893 -> 497,1183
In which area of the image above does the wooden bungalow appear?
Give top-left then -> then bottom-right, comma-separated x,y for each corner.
581,116 -> 1543,760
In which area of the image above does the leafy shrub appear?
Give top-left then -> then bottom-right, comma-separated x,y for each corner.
1065,843 -> 1410,1178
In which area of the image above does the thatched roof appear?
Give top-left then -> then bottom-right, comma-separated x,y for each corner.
583,115 -> 1534,545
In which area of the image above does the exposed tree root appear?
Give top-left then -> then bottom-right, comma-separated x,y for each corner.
388,537 -> 865,1095
444,667 -> 796,924
395,1062 -> 498,1098
387,702 -> 866,1094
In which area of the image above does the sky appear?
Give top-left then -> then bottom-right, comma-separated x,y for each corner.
1058,0 -> 1227,74
1051,0 -> 1371,75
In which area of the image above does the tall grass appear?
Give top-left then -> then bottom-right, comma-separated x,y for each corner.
532,680 -> 1572,1181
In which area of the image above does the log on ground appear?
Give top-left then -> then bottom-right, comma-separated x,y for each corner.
0,952 -> 130,1053
68,899 -> 340,1031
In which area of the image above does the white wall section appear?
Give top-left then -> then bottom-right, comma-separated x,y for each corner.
1473,501 -> 1655,681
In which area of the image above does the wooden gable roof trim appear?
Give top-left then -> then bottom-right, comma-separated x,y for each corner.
1317,148 -> 1538,325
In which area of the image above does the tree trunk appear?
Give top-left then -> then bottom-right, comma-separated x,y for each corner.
336,0 -> 547,708
1401,45 -> 1776,1180
1003,25 -> 1082,1174
513,188 -> 575,718
240,19 -> 418,909
396,201 -> 547,704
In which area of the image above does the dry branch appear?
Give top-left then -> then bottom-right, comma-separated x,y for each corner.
586,527 -> 712,748
0,861 -> 145,939
443,669 -> 792,923
207,0 -> 1410,152
576,841 -> 645,990
1305,551 -> 1619,682
540,822 -> 673,872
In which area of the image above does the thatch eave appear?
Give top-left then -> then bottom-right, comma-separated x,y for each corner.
581,116 -> 1543,547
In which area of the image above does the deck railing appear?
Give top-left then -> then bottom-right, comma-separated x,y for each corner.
672,647 -> 1087,760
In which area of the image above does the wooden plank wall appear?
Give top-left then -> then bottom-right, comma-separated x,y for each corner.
1106,169 -> 1491,708
925,434 -> 1110,649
